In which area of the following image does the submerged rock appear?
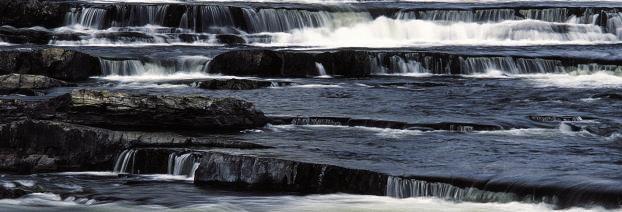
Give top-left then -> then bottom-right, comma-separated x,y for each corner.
270,116 -> 504,132
0,74 -> 70,95
63,89 -> 268,131
0,48 -> 101,82
197,79 -> 289,90
215,34 -> 246,45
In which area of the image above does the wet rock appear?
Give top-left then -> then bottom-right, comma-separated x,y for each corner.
0,74 -> 70,95
270,116 -> 503,132
215,34 -> 246,45
0,0 -> 69,28
63,89 -> 268,131
315,50 -> 374,77
0,119 -> 126,173
208,50 -> 333,77
528,115 -> 587,122
197,79 -> 289,90
93,31 -> 156,42
208,50 -> 284,76
0,119 -> 269,174
0,186 -> 29,199
0,48 -> 101,82
194,151 -> 387,195
0,26 -> 52,45
407,122 -> 504,132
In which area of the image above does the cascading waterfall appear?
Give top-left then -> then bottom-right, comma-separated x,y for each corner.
242,8 -> 371,33
385,176 -> 521,203
179,5 -> 236,33
167,153 -> 200,177
459,57 -> 565,75
54,5 -> 622,47
274,17 -> 619,47
396,9 -> 518,22
99,56 -> 210,76
113,149 -> 138,173
376,55 -> 429,75
113,5 -> 169,27
65,7 -> 108,29
369,54 -> 622,77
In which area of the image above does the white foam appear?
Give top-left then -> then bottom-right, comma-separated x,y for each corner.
266,17 -> 619,47
519,71 -> 622,88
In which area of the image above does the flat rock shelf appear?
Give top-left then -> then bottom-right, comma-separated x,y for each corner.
0,0 -> 621,211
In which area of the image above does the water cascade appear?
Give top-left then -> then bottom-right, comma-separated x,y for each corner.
113,149 -> 138,173
65,7 -> 108,29
99,56 -> 210,76
242,8 -> 371,33
167,153 -> 200,177
386,176 -> 522,203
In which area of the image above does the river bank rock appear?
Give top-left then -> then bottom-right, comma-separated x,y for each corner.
0,48 -> 101,82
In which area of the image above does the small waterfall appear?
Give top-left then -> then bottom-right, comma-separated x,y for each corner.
99,59 -> 147,76
315,62 -> 330,77
113,150 -> 138,173
386,176 -> 518,202
99,56 -> 210,76
459,57 -> 565,75
66,7 -> 108,29
376,55 -> 429,75
167,153 -> 200,177
111,5 -> 169,27
178,5 -> 235,33
519,8 -> 569,23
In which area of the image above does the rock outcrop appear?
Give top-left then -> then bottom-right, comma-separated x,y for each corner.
194,151 -> 387,195
63,89 -> 268,131
0,119 -> 268,174
0,48 -> 101,82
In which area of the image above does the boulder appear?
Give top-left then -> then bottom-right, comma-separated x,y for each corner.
0,74 -> 70,95
62,89 -> 268,131
0,48 -> 101,82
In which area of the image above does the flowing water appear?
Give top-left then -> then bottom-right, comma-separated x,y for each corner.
2,0 -> 622,211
